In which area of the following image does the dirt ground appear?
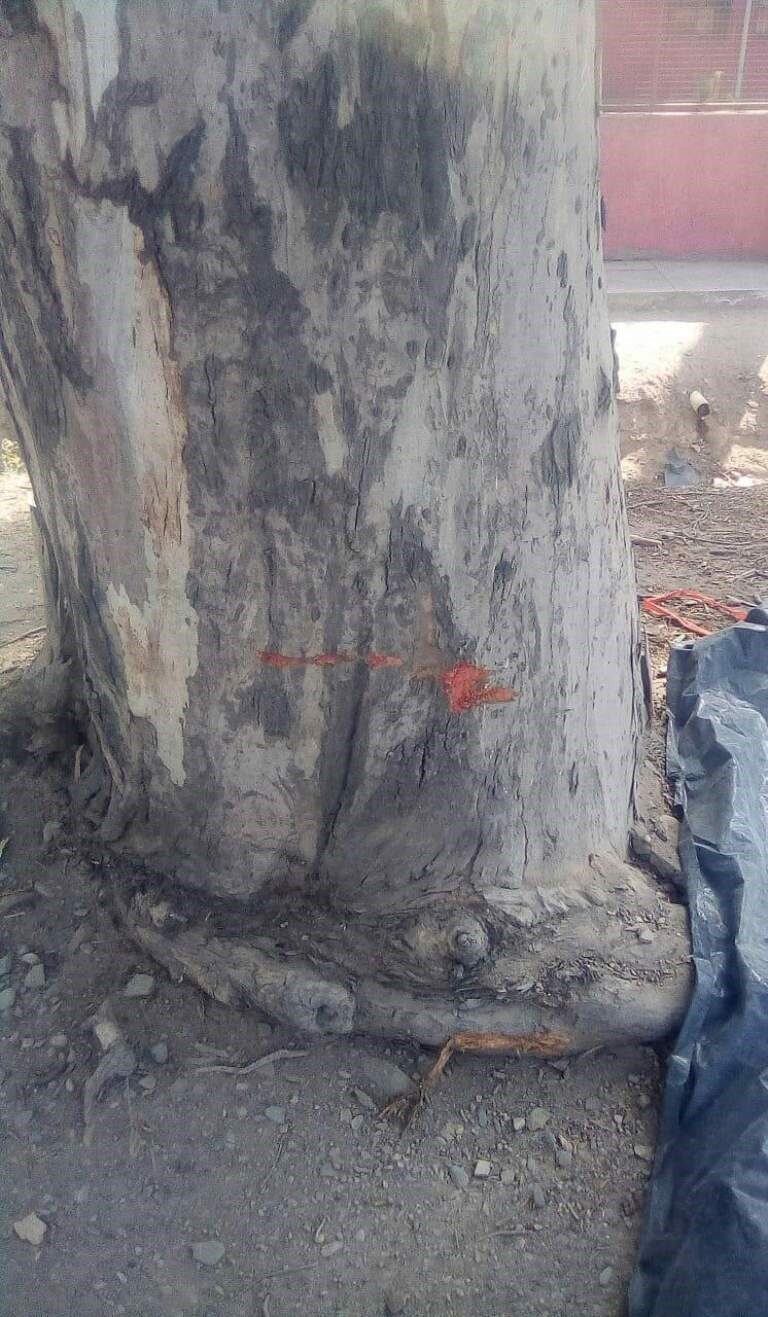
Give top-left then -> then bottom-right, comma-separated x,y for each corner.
1,288 -> 767,1317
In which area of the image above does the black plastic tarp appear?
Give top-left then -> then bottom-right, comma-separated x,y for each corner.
630,617 -> 768,1317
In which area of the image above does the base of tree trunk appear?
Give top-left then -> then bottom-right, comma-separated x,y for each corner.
106,845 -> 690,1052
1,665 -> 690,1052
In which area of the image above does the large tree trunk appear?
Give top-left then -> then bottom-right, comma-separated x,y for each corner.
0,0 -> 689,1046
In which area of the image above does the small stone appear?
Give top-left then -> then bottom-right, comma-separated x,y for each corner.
637,1093 -> 652,1110
352,1087 -> 376,1111
585,886 -> 608,907
139,1075 -> 156,1093
123,973 -> 155,999
500,1168 -> 516,1187
321,1240 -> 343,1258
150,1042 -> 169,1065
473,1159 -> 491,1179
527,1107 -> 551,1132
319,1163 -> 337,1178
629,827 -> 653,862
350,1114 -> 365,1133
0,954 -> 12,979
13,1213 -> 47,1246
555,1148 -> 573,1171
24,963 -> 45,990
20,952 -> 40,965
42,820 -> 62,845
265,1106 -> 285,1125
512,1116 -> 526,1133
530,1183 -> 546,1209
0,986 -> 16,1012
448,1164 -> 470,1190
599,1267 -> 615,1287
637,928 -> 655,945
50,1034 -> 68,1050
360,1057 -> 412,1102
191,1240 -> 225,1267
476,1107 -> 490,1129
148,902 -> 171,929
631,820 -> 681,883
634,1143 -> 654,1162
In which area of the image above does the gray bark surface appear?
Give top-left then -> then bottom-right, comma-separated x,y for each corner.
0,1 -> 689,1044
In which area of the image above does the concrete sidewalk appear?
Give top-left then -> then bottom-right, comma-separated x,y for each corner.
606,259 -> 768,294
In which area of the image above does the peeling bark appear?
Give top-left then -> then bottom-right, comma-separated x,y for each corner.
0,0 -> 688,1044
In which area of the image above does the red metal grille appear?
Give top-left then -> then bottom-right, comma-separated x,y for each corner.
601,0 -> 768,106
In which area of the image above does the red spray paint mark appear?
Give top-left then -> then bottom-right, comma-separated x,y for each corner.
257,650 -> 392,670
258,652 -> 310,669
257,650 -> 515,714
366,653 -> 405,670
440,662 -> 518,714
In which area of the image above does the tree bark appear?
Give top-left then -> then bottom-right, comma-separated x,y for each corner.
0,0 -> 689,1046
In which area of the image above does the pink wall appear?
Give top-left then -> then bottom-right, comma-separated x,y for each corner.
600,110 -> 768,258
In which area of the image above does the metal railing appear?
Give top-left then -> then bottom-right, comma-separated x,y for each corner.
601,0 -> 768,108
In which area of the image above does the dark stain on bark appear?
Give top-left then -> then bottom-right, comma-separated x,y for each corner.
276,21 -> 462,351
99,78 -> 160,172
0,0 -> 36,33
278,32 -> 459,241
540,412 -> 581,505
5,130 -> 91,411
234,670 -> 294,740
596,366 -> 612,413
274,0 -> 314,50
278,37 -> 455,242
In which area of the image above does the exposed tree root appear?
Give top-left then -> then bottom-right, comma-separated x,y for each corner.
381,1029 -> 570,1125
103,847 -> 692,1053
